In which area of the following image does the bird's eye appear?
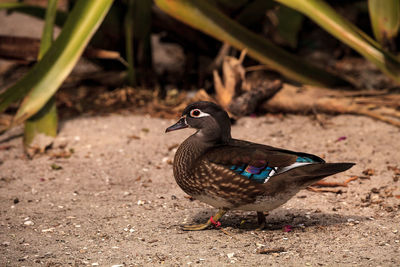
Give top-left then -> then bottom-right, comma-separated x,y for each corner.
190,109 -> 201,117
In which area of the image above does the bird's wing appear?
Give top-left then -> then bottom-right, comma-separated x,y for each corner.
193,140 -> 353,206
203,139 -> 324,184
193,140 -> 354,206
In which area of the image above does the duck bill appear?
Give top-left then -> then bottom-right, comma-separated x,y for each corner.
165,117 -> 188,133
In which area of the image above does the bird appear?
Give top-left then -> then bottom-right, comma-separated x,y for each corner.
165,101 -> 354,231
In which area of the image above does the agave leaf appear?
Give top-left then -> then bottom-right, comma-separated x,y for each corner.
38,0 -> 59,59
235,0 -> 275,27
214,0 -> 250,10
23,97 -> 57,154
276,6 -> 304,49
368,0 -> 400,51
155,0 -> 345,86
23,0 -> 59,152
275,0 -> 400,84
0,2 -> 67,26
133,0 -> 152,85
124,0 -> 136,86
0,0 -> 113,126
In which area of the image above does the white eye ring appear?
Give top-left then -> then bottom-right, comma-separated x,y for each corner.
189,109 -> 210,118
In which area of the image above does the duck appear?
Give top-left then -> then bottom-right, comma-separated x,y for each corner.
166,101 -> 354,230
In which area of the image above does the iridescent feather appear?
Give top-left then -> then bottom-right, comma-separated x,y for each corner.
230,156 -> 315,183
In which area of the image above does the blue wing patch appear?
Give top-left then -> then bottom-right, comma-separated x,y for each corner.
230,156 -> 315,183
230,164 -> 276,183
296,156 -> 314,163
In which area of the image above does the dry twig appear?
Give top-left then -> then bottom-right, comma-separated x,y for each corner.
257,247 -> 286,254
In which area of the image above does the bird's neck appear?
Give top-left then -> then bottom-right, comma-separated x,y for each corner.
177,134 -> 215,163
173,130 -> 231,175
194,128 -> 231,145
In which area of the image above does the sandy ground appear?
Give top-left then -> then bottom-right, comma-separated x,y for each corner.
0,113 -> 399,266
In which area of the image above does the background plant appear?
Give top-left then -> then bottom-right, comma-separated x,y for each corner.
1,0 -> 399,152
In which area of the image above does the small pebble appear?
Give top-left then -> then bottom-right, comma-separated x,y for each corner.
227,252 -> 235,259
24,220 -> 34,226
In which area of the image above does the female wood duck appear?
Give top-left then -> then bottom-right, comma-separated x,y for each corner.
166,101 -> 354,230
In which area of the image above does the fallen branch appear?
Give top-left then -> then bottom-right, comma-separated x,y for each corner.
229,80 -> 282,116
263,84 -> 400,127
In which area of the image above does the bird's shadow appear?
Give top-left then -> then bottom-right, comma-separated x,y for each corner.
184,208 -> 367,231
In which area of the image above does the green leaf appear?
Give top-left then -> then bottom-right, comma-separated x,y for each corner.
38,0 -> 59,60
235,0 -> 275,27
155,0 -> 345,87
0,0 -> 113,125
23,0 -> 59,151
23,97 -> 58,151
276,6 -> 304,48
275,0 -> 400,84
214,0 -> 250,10
368,0 -> 400,51
0,2 -> 68,27
124,0 -> 136,86
133,0 -> 152,84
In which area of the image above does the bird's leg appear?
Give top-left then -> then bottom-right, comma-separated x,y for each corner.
256,211 -> 268,230
183,208 -> 228,231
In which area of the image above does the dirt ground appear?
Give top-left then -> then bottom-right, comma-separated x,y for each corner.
0,113 -> 399,266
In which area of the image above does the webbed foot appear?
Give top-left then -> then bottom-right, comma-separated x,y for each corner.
182,208 -> 227,231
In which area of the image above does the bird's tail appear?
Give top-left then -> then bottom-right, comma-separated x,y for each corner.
266,162 -> 355,190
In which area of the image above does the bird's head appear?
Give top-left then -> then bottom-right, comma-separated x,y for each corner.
165,101 -> 231,143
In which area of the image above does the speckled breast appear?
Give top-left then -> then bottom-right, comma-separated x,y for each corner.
172,138 -> 207,196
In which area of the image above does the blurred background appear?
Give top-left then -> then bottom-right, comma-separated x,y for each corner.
0,0 -> 399,155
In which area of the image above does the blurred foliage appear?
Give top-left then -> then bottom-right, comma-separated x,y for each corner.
368,0 -> 400,52
0,0 -> 113,130
276,5 -> 304,48
0,2 -> 67,26
23,0 -> 59,153
276,0 -> 400,83
155,0 -> 345,86
1,0 -> 400,143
